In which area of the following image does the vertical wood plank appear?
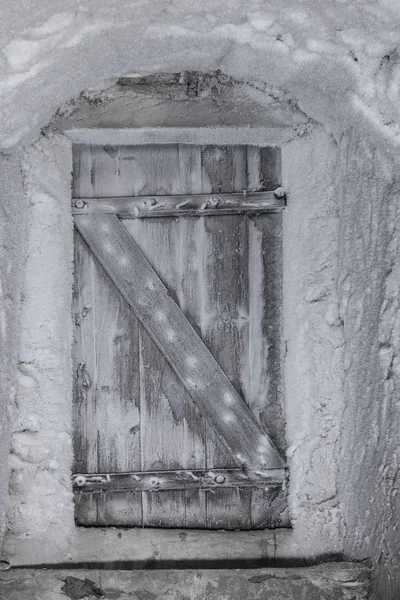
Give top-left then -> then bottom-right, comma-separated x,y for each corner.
200,146 -> 252,528
251,487 -> 289,529
73,231 -> 98,473
72,145 -> 92,198
177,146 -> 208,527
122,144 -> 206,527
142,491 -> 186,528
91,257 -> 141,473
246,151 -> 285,526
246,146 -> 262,192
74,491 -> 98,526
97,492 -> 143,527
256,213 -> 284,453
205,488 -> 252,530
184,490 -> 207,528
260,147 -> 281,190
73,231 -> 141,474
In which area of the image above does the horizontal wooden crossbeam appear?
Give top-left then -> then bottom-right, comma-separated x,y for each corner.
72,191 -> 285,218
73,468 -> 286,492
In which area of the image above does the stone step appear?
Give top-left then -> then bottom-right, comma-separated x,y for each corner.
0,563 -> 370,600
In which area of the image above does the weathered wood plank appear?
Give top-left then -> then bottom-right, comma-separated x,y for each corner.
94,256 -> 141,473
72,191 -> 284,217
74,491 -> 98,526
73,231 -> 141,473
73,232 -> 98,473
74,213 -> 285,470
72,468 -> 286,491
251,486 -> 290,529
143,491 -> 187,528
176,146 -> 208,526
206,488 -> 252,530
184,489 -> 207,528
260,147 -> 282,190
200,145 -> 252,526
244,150 -> 287,525
96,491 -> 143,527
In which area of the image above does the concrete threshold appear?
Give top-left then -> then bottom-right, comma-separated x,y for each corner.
0,562 -> 370,600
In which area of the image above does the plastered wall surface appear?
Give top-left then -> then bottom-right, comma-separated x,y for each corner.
3,109 -> 345,566
0,153 -> 28,545
337,129 -> 400,600
0,3 -> 399,598
1,1 -> 400,151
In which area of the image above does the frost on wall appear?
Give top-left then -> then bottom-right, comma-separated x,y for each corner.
3,79 -> 346,566
6,135 -> 74,551
0,153 -> 27,544
337,127 -> 400,600
1,1 -> 400,149
0,1 -> 399,597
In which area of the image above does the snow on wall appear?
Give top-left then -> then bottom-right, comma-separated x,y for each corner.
337,127 -> 400,600
0,152 -> 28,546
1,1 -> 400,150
5,134 -> 74,554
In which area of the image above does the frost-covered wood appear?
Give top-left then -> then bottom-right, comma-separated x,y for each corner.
75,213 -> 284,469
72,191 -> 284,217
72,144 -> 287,529
73,468 -> 286,491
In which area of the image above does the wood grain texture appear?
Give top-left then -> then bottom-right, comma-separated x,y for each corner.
74,491 -> 98,526
73,232 -> 141,473
72,143 -> 287,529
97,491 -> 143,527
122,145 -> 208,526
71,191 -> 284,217
74,214 -> 284,469
200,146 -> 251,525
73,469 -> 286,492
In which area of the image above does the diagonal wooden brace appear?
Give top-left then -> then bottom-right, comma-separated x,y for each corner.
74,214 -> 286,470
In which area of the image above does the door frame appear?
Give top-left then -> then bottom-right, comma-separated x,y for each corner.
68,128 -> 288,541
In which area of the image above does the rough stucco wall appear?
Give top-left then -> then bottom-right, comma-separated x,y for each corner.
337,126 -> 400,600
0,1 -> 399,597
6,134 -> 74,554
1,1 -> 400,151
278,128 -> 343,560
3,118 -> 345,567
0,154 -> 27,545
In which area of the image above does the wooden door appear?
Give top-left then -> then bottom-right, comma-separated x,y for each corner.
72,144 -> 288,529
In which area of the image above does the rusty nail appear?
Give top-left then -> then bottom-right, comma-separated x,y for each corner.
215,474 -> 225,484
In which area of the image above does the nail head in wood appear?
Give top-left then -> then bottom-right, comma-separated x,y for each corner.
273,187 -> 286,199
74,475 -> 86,487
